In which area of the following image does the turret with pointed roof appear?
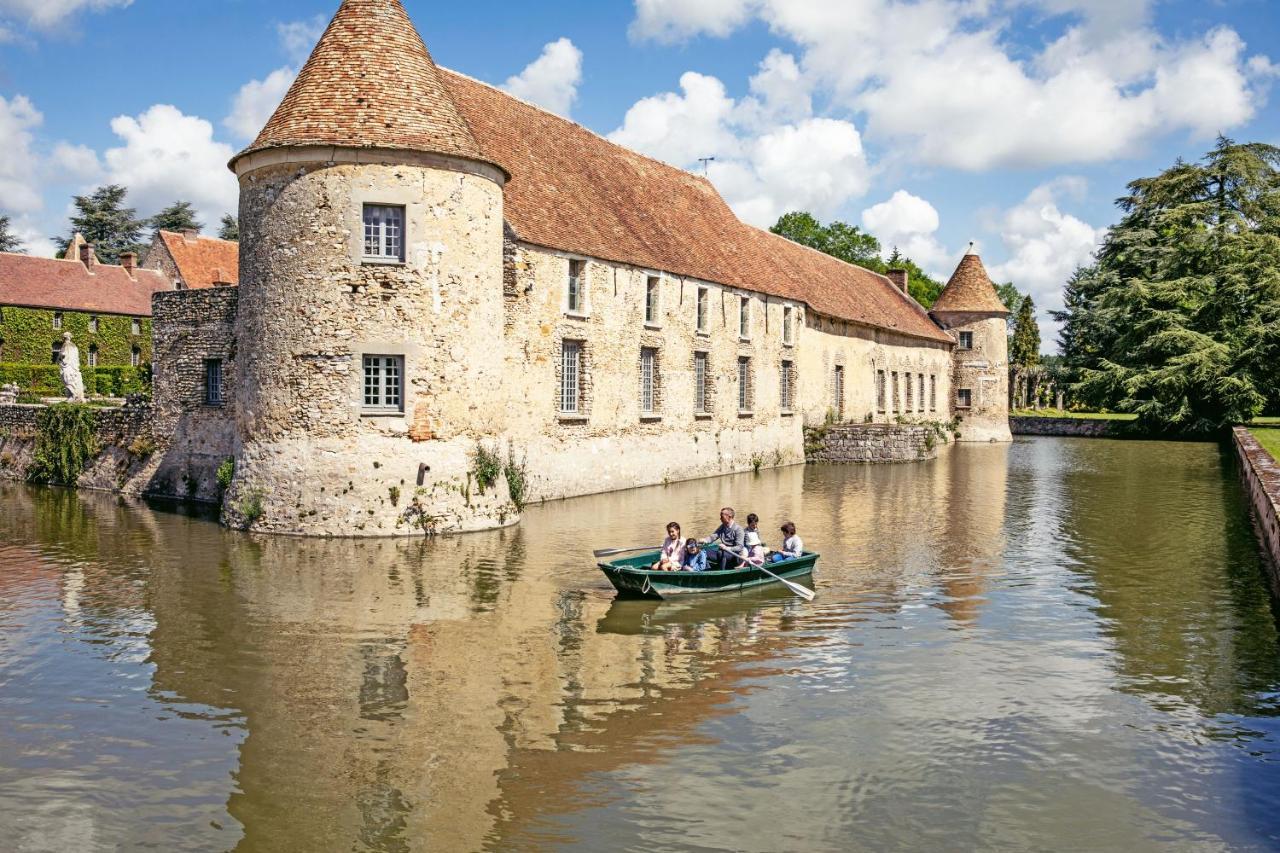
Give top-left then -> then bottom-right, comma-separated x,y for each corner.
931,244 -> 1010,317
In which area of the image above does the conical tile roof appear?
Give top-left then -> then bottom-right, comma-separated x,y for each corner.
231,0 -> 495,171
931,247 -> 1010,315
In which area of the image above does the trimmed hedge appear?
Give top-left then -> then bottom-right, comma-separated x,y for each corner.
0,363 -> 150,397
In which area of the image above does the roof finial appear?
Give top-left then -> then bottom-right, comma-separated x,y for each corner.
966,241 -> 976,256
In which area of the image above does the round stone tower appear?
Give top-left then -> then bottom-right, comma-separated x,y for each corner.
225,0 -> 514,536
931,247 -> 1013,443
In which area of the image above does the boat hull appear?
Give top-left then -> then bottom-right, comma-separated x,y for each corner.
597,552 -> 819,600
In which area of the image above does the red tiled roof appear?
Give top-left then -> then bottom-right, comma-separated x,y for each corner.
932,252 -> 1010,315
0,253 -> 169,316
442,70 -> 951,344
233,0 -> 496,173
156,231 -> 239,290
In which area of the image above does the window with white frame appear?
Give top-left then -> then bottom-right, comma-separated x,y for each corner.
640,347 -> 659,414
957,388 -> 973,409
53,312 -> 63,330
738,356 -> 753,411
205,359 -> 224,406
696,287 -> 709,333
739,297 -> 750,339
89,316 -> 99,334
645,277 -> 660,325
363,204 -> 405,262
567,260 -> 586,315
363,355 -> 404,413
780,360 -> 794,411
958,331 -> 974,350
694,351 -> 709,413
561,340 -> 582,413
131,318 -> 141,336
87,345 -> 98,368
783,306 -> 794,345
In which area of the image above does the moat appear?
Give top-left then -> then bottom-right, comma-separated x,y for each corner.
2,437 -> 1278,851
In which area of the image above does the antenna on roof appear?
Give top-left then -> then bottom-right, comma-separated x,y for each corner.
697,156 -> 716,176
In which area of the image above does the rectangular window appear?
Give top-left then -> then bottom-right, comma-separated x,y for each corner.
89,316 -> 99,334
561,341 -> 582,413
905,371 -> 914,412
53,312 -> 63,330
957,388 -> 973,409
834,365 -> 845,421
567,259 -> 586,314
363,204 -> 405,262
131,347 -> 141,368
739,297 -> 750,339
694,352 -> 709,414
87,347 -> 98,368
738,356 -> 752,412
362,355 -> 404,413
783,306 -> 794,345
891,372 -> 899,414
918,374 -> 925,414
205,359 -> 224,406
51,342 -> 61,365
930,375 -> 938,412
645,277 -> 660,325
640,347 -> 657,414
876,370 -> 887,413
696,287 -> 709,333
958,331 -> 974,350
780,360 -> 793,411
131,318 -> 141,336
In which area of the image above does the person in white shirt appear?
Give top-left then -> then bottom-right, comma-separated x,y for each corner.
778,522 -> 804,560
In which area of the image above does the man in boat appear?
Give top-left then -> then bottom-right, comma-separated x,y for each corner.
704,507 -> 747,572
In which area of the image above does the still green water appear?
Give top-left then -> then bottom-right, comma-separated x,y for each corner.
1,438 -> 1278,852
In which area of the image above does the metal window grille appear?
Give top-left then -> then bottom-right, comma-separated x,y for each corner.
205,359 -> 223,405
694,352 -> 708,412
640,348 -> 657,413
696,288 -> 708,332
363,355 -> 404,412
646,278 -> 660,324
780,361 -> 793,410
561,341 -> 581,413
739,298 -> 750,338
738,357 -> 751,410
930,375 -> 937,411
957,388 -> 972,408
877,370 -> 886,412
363,205 -> 405,261
783,307 -> 793,344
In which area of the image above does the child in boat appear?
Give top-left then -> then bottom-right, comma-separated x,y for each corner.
771,522 -> 804,563
681,539 -> 708,572
654,522 -> 684,571
741,515 -> 767,567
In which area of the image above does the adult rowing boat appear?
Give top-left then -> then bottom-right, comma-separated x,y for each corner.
597,550 -> 819,600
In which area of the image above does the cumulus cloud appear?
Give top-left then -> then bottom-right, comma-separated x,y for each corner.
0,94 -> 44,216
103,105 -> 238,228
278,15 -> 327,65
610,56 -> 869,227
0,0 -> 130,29
630,0 -> 753,42
49,142 -> 101,182
503,37 -> 583,118
860,190 -> 952,276
225,67 -> 295,141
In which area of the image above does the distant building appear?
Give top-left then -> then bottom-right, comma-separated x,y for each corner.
144,230 -> 239,290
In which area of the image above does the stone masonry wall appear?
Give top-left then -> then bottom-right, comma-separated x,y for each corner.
1234,427 -> 1280,596
804,423 -> 941,464
1010,416 -> 1120,437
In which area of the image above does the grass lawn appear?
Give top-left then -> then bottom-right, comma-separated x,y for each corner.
1254,416 -> 1280,426
1252,428 -> 1280,461
1011,408 -> 1138,421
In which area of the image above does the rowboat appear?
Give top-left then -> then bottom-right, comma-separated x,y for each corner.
597,550 -> 819,600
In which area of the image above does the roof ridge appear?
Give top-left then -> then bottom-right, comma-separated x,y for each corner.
159,230 -> 236,245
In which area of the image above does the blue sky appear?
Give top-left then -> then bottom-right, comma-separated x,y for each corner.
1,0 -> 1277,350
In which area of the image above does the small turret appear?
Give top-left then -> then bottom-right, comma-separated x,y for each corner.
932,245 -> 1012,443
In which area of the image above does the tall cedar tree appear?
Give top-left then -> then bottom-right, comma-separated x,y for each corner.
770,212 -> 947,307
1010,295 -> 1042,368
1060,137 -> 1280,434
0,215 -> 25,253
56,185 -> 146,264
218,214 -> 239,241
149,201 -> 204,237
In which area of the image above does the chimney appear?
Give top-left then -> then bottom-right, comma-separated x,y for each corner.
119,252 -> 137,277
213,267 -> 231,287
182,229 -> 199,243
887,269 -> 909,294
79,244 -> 97,269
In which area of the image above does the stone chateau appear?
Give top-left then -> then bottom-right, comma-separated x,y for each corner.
148,0 -> 1011,537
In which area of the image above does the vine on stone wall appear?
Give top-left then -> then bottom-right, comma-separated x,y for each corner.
27,404 -> 99,486
0,307 -> 151,370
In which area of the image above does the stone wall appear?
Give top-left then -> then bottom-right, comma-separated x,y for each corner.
0,403 -> 163,495
1010,416 -> 1120,437
1234,428 -> 1280,595
933,311 -> 1012,443
804,423 -> 941,464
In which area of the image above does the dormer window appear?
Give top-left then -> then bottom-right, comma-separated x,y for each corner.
363,204 -> 405,263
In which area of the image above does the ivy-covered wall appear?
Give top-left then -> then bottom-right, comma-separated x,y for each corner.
0,305 -> 151,367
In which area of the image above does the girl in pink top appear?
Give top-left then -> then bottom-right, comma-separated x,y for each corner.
653,522 -> 683,571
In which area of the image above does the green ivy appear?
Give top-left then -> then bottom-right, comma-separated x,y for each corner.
0,363 -> 150,397
27,404 -> 99,486
0,306 -> 151,370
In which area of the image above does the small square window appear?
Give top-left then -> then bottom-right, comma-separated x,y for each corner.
958,331 -> 974,350
567,260 -> 586,315
696,287 -> 709,333
363,355 -> 404,413
205,359 -> 224,406
957,388 -> 973,409
645,277 -> 660,325
363,204 -> 406,262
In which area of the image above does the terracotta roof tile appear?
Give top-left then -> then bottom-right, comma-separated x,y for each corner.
0,252 -> 170,316
233,0 -> 495,172
932,252 -> 1010,315
442,70 -> 952,344
156,231 -> 239,290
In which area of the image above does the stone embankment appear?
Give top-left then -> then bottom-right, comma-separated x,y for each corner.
1010,416 -> 1120,437
805,423 -> 941,464
1234,428 -> 1280,595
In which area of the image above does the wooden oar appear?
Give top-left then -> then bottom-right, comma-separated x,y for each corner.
739,556 -> 816,601
593,546 -> 659,558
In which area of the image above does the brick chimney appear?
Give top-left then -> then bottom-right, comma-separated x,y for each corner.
79,243 -> 97,269
119,252 -> 137,277
182,229 -> 199,243
213,267 -> 231,287
887,269 -> 909,294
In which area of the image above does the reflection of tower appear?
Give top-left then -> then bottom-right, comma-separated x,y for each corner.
932,247 -> 1012,443
934,443 -> 1010,624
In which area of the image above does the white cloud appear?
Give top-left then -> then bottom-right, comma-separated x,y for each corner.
630,0 -> 753,42
502,37 -> 583,118
860,190 -> 952,276
0,94 -> 44,216
103,105 -> 238,226
225,66 -> 295,141
49,142 -> 100,182
277,15 -> 326,65
0,0 -> 130,29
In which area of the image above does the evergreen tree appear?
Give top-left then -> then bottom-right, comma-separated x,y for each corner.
218,214 -> 239,241
0,215 -> 25,253
149,201 -> 203,236
1063,138 -> 1280,434
1010,295 -> 1042,368
55,185 -> 146,265
886,247 -> 944,307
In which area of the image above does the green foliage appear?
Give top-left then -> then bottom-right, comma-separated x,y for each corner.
149,201 -> 203,238
1010,296 -> 1042,368
0,215 -> 25,254
388,485 -> 401,507
1056,137 -> 1280,435
216,458 -> 235,492
218,215 -> 239,241
751,452 -> 765,474
0,307 -> 151,381
128,435 -> 156,457
27,404 -> 99,486
503,443 -> 529,512
471,442 -> 502,494
1252,428 -> 1280,461
56,185 -> 146,264
0,363 -> 149,398
236,490 -> 266,526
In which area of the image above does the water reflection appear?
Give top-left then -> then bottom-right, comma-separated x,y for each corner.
1,439 -> 1278,852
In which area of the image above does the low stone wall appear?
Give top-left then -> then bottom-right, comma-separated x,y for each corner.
1234,427 -> 1280,595
1010,416 -> 1120,437
805,423 -> 940,464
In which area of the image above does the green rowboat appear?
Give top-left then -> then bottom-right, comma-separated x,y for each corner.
597,550 -> 819,600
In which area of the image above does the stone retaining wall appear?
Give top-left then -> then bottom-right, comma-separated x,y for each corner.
805,423 -> 940,464
1233,427 -> 1280,596
1010,416 -> 1119,437
0,403 -> 160,494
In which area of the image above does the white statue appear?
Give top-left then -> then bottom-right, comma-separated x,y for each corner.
60,332 -> 86,403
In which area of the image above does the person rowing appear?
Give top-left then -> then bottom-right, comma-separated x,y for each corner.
703,507 -> 747,572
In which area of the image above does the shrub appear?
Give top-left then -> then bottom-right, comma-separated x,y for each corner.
216,458 -> 235,492
388,485 -> 401,507
128,435 -> 157,457
472,442 -> 502,494
236,490 -> 265,526
26,404 -> 98,485
504,443 -> 529,512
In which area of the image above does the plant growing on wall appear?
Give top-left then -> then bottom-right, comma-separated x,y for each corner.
472,442 -> 502,494
27,404 -> 98,485
504,443 -> 529,512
